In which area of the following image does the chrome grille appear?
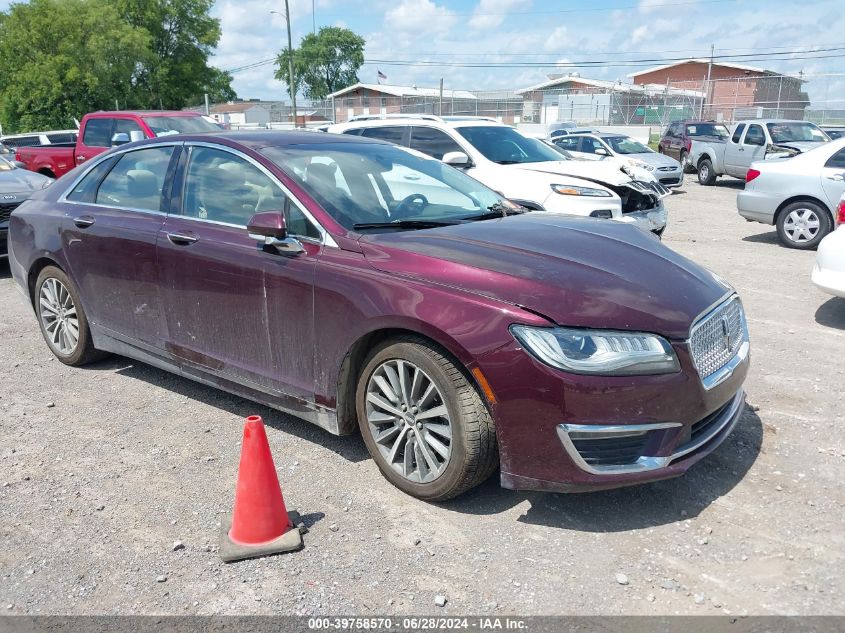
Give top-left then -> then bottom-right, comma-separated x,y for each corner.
690,297 -> 746,380
0,201 -> 21,222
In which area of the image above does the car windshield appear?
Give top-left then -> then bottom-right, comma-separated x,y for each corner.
456,125 -> 563,164
604,136 -> 652,154
766,122 -> 829,143
261,142 -> 507,231
685,123 -> 730,138
142,116 -> 221,137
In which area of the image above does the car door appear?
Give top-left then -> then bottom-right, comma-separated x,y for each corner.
77,117 -> 119,167
60,143 -> 178,345
574,136 -> 606,161
728,124 -> 766,176
156,143 -> 321,401
820,147 -> 845,210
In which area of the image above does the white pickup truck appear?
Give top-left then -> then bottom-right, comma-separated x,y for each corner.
689,119 -> 830,186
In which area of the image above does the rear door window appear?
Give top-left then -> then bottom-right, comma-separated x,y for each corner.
82,118 -> 115,148
825,149 -> 845,170
731,124 -> 746,143
409,127 -> 463,159
95,146 -> 175,211
554,137 -> 579,151
360,126 -> 407,145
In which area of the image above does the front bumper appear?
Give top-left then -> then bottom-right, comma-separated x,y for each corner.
655,167 -> 684,188
617,199 -> 668,234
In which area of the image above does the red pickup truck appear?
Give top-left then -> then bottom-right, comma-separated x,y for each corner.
16,110 -> 222,179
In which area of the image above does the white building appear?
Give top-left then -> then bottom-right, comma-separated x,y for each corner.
209,103 -> 271,127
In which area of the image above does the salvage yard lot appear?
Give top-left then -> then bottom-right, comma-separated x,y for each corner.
1,178 -> 843,615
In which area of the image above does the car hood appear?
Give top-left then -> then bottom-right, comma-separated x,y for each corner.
772,140 -> 827,153
634,152 -> 681,168
0,168 -> 52,195
359,214 -> 731,340
507,159 -> 636,187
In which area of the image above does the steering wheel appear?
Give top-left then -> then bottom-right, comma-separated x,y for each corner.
393,193 -> 429,219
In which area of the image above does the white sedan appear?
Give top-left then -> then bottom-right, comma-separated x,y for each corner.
737,136 -> 845,249
812,192 -> 845,297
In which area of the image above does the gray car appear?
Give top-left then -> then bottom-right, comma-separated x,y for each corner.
1,156 -> 54,257
553,132 -> 684,188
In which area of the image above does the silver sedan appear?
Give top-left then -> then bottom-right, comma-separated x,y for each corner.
553,133 -> 685,188
737,137 -> 845,249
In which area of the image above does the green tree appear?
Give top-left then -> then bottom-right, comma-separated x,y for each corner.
275,27 -> 365,100
0,0 -> 150,132
115,0 -> 235,109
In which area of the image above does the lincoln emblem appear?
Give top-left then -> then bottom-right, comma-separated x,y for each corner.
721,316 -> 732,351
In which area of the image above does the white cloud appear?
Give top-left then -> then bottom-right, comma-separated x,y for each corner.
384,0 -> 457,36
543,26 -> 569,52
629,18 -> 679,45
468,0 -> 532,31
638,0 -> 685,14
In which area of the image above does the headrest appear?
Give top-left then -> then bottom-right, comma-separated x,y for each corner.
306,162 -> 336,185
126,169 -> 158,197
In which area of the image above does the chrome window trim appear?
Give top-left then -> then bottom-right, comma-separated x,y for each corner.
687,293 -> 750,390
58,142 -> 183,206
181,141 -> 337,248
557,389 -> 744,475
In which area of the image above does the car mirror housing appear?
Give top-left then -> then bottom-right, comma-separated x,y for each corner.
442,151 -> 472,168
111,132 -> 130,147
594,147 -> 609,156
247,211 -> 305,255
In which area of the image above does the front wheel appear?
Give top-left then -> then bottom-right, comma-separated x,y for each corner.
35,266 -> 107,366
356,337 -> 498,501
776,201 -> 832,250
697,158 -> 716,186
680,150 -> 693,174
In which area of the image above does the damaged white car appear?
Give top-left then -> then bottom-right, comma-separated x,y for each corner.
329,117 -> 669,237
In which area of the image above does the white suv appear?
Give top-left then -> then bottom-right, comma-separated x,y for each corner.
328,116 -> 668,236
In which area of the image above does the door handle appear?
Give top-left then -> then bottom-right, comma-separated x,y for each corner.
825,173 -> 844,182
73,215 -> 95,228
77,155 -> 87,162
167,232 -> 199,245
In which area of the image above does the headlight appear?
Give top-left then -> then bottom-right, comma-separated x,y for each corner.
510,325 -> 680,375
550,184 -> 612,197
629,159 -> 655,172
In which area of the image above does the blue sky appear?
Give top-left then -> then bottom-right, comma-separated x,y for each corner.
2,0 -> 844,106
212,0 -> 845,106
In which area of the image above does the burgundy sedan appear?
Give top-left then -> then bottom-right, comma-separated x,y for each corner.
8,132 -> 750,500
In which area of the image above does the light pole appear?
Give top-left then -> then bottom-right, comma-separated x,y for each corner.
271,5 -> 298,128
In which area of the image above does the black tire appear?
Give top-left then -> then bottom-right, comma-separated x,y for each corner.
697,158 -> 716,186
34,266 -> 107,366
775,201 -> 832,250
679,150 -> 693,174
355,336 -> 498,501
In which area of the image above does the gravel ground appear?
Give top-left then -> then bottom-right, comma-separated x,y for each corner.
1,178 -> 843,616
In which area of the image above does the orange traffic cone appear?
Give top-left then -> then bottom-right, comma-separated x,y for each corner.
220,415 -> 303,562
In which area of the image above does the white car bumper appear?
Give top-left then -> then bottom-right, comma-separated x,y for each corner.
737,189 -> 779,225
616,200 -> 668,234
812,228 -> 845,298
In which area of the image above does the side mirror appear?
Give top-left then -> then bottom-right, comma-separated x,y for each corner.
13,160 -> 27,169
593,147 -> 609,156
111,132 -> 130,147
247,211 -> 305,254
442,151 -> 472,168
129,130 -> 145,142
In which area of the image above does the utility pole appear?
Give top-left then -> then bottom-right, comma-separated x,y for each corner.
312,0 -> 316,34
438,78 -> 443,117
272,4 -> 298,128
204,93 -> 210,116
702,44 -> 714,119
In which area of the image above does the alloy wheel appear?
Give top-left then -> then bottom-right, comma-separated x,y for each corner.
365,359 -> 452,483
783,208 -> 820,243
38,278 -> 80,355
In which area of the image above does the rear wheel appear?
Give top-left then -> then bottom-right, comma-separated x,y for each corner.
35,266 -> 106,366
697,158 -> 716,186
776,201 -> 831,250
356,336 -> 498,501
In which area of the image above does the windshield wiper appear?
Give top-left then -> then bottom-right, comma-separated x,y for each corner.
461,202 -> 528,222
353,219 -> 459,230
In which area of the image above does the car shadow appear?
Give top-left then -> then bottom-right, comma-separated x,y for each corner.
815,297 -> 845,330
712,179 -> 745,190
439,405 -> 763,533
742,231 -> 781,246
85,356 -> 370,464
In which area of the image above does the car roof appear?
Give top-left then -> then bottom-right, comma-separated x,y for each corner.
143,130 -> 389,151
335,117 -> 507,130
87,110 -> 204,118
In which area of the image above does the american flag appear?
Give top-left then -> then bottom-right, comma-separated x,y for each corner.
377,69 -> 387,83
